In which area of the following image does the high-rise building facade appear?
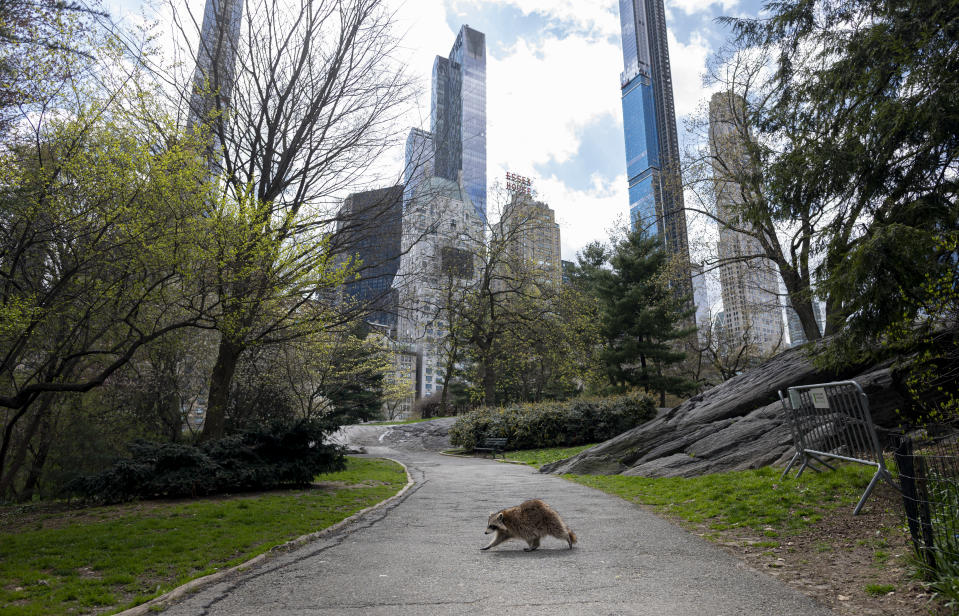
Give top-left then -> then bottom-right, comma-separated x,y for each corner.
429,25 -> 487,222
404,128 -> 434,209
617,0 -> 689,263
395,176 -> 482,399
498,176 -> 563,288
188,0 -> 244,132
710,92 -> 784,355
335,185 -> 404,329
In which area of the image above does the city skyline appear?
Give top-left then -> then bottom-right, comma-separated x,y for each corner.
108,0 -> 769,317
109,0 -> 765,257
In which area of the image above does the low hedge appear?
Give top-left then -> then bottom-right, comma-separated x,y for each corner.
69,419 -> 345,503
448,392 -> 656,451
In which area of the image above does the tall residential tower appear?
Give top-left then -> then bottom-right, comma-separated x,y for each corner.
435,26 -> 486,221
407,25 -> 487,221
617,0 -> 691,289
710,92 -> 784,355
188,0 -> 244,132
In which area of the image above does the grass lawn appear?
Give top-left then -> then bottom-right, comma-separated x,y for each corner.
506,443 -> 875,534
0,457 -> 406,616
504,444 -> 599,469
568,463 -> 875,535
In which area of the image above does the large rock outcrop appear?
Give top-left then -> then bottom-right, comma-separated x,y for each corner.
541,346 -> 905,477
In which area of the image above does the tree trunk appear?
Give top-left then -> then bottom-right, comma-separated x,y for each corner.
780,267 -> 822,342
0,394 -> 46,499
20,418 -> 53,502
440,341 -> 458,416
791,295 -> 822,342
200,336 -> 245,442
477,352 -> 497,407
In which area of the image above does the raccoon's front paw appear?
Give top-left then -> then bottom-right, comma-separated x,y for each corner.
523,546 -> 538,552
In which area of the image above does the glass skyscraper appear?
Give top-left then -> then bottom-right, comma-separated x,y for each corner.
336,185 -> 405,329
429,25 -> 487,222
618,0 -> 691,275
188,0 -> 243,131
404,127 -> 434,210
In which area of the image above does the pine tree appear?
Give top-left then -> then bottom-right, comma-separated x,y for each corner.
596,229 -> 696,405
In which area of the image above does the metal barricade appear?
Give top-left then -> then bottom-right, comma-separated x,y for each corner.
779,380 -> 899,515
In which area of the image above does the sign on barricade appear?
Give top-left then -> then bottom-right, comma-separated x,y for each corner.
779,380 -> 899,515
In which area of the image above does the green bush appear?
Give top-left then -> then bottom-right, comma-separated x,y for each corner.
448,392 -> 656,451
69,419 -> 345,503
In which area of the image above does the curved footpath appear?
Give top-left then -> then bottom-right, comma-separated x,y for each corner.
160,441 -> 835,615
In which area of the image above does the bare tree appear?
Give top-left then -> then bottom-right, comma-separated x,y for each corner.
452,185 -> 563,405
688,307 -> 786,382
170,0 -> 415,440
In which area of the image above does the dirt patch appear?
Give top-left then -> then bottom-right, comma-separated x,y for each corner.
671,483 -> 948,615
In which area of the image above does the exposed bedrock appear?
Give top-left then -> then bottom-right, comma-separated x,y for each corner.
540,345 -> 906,477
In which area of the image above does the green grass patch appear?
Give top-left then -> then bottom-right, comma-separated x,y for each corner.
865,583 -> 896,596
0,457 -> 406,616
504,444 -> 599,469
567,463 -> 875,533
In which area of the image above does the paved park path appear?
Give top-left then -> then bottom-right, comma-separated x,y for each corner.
162,442 -> 836,615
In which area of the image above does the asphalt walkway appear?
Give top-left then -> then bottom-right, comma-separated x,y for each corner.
161,444 -> 835,615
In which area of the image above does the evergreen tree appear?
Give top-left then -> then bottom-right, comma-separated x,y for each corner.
595,229 -> 696,405
724,0 -> 959,361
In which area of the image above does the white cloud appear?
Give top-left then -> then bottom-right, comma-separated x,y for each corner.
486,34 -> 622,171
481,32 -> 626,257
451,0 -> 620,37
667,29 -> 713,120
389,0 -> 457,124
666,0 -> 739,16
536,173 -> 628,260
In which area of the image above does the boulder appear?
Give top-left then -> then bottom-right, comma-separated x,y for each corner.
541,345 -> 907,477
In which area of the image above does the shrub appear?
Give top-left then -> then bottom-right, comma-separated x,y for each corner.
68,419 -> 345,503
412,392 -> 444,419
448,392 -> 656,451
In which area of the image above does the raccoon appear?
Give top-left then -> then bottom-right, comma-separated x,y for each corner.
481,499 -> 577,551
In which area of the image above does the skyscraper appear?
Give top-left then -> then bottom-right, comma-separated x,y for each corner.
617,1 -> 688,254
690,262 -> 711,344
498,183 -> 564,289
396,176 -> 482,398
335,185 -> 405,329
404,128 -> 434,210
188,0 -> 244,132
710,92 -> 784,355
429,25 -> 487,221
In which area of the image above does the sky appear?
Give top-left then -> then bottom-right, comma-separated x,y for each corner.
108,0 -> 767,263
382,0 -> 767,262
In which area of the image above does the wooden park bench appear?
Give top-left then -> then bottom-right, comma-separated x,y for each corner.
474,436 -> 507,458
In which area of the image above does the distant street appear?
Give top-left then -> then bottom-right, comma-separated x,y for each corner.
159,425 -> 835,615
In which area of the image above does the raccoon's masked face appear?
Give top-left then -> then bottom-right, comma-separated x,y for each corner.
485,512 -> 505,534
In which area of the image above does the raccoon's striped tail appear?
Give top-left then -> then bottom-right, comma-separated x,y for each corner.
567,530 -> 578,548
